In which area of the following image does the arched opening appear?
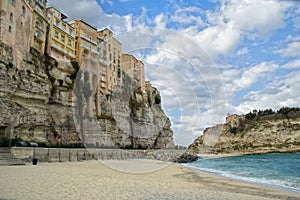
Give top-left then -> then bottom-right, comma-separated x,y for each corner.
58,79 -> 63,86
21,6 -> 26,17
83,49 -> 89,55
9,13 -> 13,22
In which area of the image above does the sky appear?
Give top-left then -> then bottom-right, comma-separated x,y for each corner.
48,0 -> 300,146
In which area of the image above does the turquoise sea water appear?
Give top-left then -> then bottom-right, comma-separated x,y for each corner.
184,153 -> 300,192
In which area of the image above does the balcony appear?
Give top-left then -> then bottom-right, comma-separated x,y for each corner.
34,30 -> 43,42
35,23 -> 44,32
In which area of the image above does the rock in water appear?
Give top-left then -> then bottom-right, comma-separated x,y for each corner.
172,152 -> 200,163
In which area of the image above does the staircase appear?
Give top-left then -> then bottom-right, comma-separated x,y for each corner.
0,152 -> 25,166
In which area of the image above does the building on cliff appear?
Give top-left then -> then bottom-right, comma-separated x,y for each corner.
0,0 -> 145,97
98,28 -> 122,94
0,0 -> 33,68
69,19 -> 98,64
226,114 -> 245,127
46,7 -> 76,62
28,0 -> 48,54
121,54 -> 145,92
96,37 -> 109,94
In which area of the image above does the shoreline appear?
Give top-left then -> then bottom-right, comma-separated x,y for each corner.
1,159 -> 300,199
182,162 -> 300,195
196,148 -> 300,159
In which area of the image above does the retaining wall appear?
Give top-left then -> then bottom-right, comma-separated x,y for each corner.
11,147 -> 186,162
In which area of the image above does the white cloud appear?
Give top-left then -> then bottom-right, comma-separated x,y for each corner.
154,14 -> 167,28
282,59 -> 300,69
220,0 -> 289,38
194,22 -> 241,58
236,70 -> 300,113
233,62 -> 279,91
48,0 -> 129,31
170,6 -> 205,28
236,47 -> 248,56
278,41 -> 300,58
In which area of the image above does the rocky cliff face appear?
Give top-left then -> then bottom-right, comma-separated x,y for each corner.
72,54 -> 175,149
188,114 -> 300,155
0,43 -> 79,146
0,43 -> 175,149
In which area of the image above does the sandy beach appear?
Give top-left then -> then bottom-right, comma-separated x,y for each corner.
0,160 -> 299,200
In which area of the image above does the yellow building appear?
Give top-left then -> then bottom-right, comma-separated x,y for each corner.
121,54 -> 145,91
0,0 -> 33,68
46,7 -> 75,62
98,28 -> 122,94
27,0 -> 48,54
69,19 -> 98,64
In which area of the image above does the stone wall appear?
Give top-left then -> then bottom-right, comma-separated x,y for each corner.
11,147 -> 185,162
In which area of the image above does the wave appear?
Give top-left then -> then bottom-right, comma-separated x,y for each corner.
183,164 -> 300,193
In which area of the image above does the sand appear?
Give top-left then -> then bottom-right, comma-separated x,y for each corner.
0,159 -> 299,200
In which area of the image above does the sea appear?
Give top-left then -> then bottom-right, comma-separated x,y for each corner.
184,152 -> 300,193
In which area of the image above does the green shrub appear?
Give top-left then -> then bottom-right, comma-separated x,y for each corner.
0,137 -> 10,147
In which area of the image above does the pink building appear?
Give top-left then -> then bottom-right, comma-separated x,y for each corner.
0,0 -> 33,68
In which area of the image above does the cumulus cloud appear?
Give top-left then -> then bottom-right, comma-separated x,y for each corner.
48,0 -> 129,31
220,0 -> 290,38
236,70 -> 300,113
233,62 -> 279,91
277,41 -> 300,58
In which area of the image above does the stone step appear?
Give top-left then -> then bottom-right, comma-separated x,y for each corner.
0,153 -> 25,166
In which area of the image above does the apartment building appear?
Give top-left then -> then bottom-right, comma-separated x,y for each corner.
69,19 -> 98,64
27,0 -> 48,54
0,0 -> 33,68
98,28 -> 122,94
121,54 -> 145,91
46,7 -> 75,62
96,37 -> 108,94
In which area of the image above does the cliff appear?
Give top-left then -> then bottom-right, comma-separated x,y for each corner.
188,109 -> 300,156
0,43 -> 175,149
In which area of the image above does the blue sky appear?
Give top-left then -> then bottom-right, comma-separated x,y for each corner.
48,0 -> 300,146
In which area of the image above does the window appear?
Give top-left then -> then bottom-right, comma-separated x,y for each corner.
55,31 -> 59,38
68,39 -> 72,46
21,6 -> 26,17
89,37 -> 92,41
61,35 -> 65,42
36,17 -> 43,30
10,0 -> 15,6
69,30 -> 73,35
56,20 -> 60,27
9,13 -> 13,22
85,25 -> 88,29
34,30 -> 42,40
90,28 -> 93,32
84,34 -> 87,38
89,46 -> 92,51
8,26 -> 12,33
